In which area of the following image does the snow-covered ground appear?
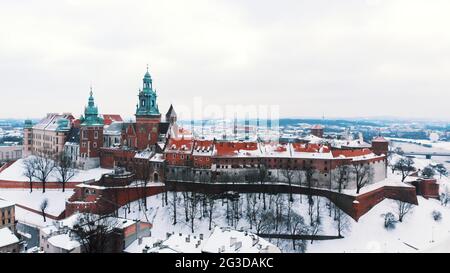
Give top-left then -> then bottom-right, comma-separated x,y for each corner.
388,138 -> 450,152
309,196 -> 450,253
0,188 -> 73,216
0,158 -> 112,182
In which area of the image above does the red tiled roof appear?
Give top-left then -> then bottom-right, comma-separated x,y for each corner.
215,141 -> 258,157
194,140 -> 214,149
167,138 -> 194,152
102,114 -> 123,125
292,143 -> 330,153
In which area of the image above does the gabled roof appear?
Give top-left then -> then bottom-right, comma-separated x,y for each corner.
165,138 -> 194,154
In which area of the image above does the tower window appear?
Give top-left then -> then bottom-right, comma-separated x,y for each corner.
142,100 -> 145,106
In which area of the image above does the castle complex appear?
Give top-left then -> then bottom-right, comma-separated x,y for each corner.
23,68 -> 389,191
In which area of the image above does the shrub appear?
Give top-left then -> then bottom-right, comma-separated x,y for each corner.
432,210 -> 442,222
382,212 -> 396,230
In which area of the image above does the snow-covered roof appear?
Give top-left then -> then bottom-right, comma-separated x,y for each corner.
47,233 -> 80,251
331,139 -> 371,149
0,199 -> 14,208
134,148 -> 153,160
124,237 -> 163,253
33,113 -> 73,132
150,153 -> 165,163
156,233 -> 206,253
202,227 -> 281,253
0,227 -> 19,248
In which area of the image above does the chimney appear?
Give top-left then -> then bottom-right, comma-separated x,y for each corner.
200,234 -> 204,240
185,236 -> 190,243
138,237 -> 143,245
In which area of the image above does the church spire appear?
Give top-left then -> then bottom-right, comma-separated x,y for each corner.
81,87 -> 103,126
136,67 -> 160,117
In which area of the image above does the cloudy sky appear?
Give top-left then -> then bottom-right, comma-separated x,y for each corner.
0,0 -> 449,121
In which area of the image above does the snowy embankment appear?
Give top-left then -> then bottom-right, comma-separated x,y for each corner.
0,158 -> 112,182
309,197 -> 450,253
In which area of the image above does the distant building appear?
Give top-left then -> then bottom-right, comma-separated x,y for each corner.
40,213 -> 151,253
0,200 -> 15,232
310,125 -> 324,138
126,227 -> 281,253
23,113 -> 74,156
0,144 -> 22,162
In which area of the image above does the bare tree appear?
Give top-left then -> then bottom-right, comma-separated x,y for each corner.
334,206 -> 351,237
170,191 -> 178,225
40,198 -> 48,222
352,164 -> 374,194
394,157 -> 416,182
55,154 -> 76,192
396,201 -> 414,222
187,192 -> 200,233
288,212 -> 308,252
303,162 -> 316,218
333,164 -> 350,193
258,163 -> 268,210
435,164 -> 448,179
422,166 -> 435,178
254,210 -> 275,235
281,168 -> 296,202
206,194 -> 217,230
32,153 -> 55,193
23,158 -> 35,193
71,214 -> 119,253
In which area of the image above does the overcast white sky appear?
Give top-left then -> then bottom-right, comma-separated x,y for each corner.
0,0 -> 449,121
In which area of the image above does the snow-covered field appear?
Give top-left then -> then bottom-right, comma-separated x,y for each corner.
0,158 -> 112,182
0,188 -> 73,216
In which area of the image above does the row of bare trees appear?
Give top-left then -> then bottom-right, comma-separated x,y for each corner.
164,190 -> 351,252
22,152 -> 76,192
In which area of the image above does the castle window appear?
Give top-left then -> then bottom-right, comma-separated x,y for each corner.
94,131 -> 98,139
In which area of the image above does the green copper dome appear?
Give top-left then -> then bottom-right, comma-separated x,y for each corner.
24,119 -> 33,128
136,68 -> 160,116
80,88 -> 104,126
